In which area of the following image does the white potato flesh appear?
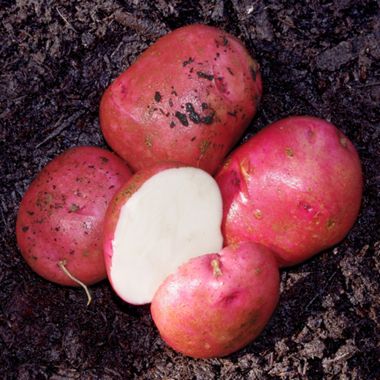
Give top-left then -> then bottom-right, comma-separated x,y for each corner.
110,167 -> 223,304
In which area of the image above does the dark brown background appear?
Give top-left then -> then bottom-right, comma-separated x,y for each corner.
1,1 -> 379,379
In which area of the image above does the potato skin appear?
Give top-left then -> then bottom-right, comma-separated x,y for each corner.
151,242 -> 279,358
103,161 -> 184,300
16,146 -> 132,286
215,116 -> 363,267
100,24 -> 262,174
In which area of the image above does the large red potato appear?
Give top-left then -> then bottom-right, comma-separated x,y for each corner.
103,163 -> 223,305
16,146 -> 132,286
215,116 -> 363,267
100,24 -> 262,174
151,242 -> 280,358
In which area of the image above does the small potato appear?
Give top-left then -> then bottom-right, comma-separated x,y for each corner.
215,116 -> 363,266
100,24 -> 262,174
151,242 -> 280,358
16,146 -> 132,286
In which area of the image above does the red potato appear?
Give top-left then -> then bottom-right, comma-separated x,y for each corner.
151,242 -> 280,358
103,162 -> 223,305
16,146 -> 132,286
215,116 -> 363,267
100,24 -> 262,174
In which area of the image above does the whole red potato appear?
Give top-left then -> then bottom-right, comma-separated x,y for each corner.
16,146 -> 132,286
215,116 -> 363,266
151,242 -> 280,358
100,24 -> 262,174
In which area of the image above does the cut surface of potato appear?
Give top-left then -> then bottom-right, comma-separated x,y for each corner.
109,167 -> 223,304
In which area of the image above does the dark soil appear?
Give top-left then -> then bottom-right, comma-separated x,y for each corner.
1,1 -> 379,379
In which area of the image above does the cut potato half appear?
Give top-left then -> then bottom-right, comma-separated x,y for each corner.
104,165 -> 223,304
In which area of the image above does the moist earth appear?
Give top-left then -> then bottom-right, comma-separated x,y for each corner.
0,1 -> 379,379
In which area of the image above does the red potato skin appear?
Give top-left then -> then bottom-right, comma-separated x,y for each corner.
215,116 -> 363,267
151,242 -> 280,358
103,161 -> 184,302
16,146 -> 132,286
99,24 -> 262,174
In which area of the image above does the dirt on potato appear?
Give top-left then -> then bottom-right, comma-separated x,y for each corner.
0,1 -> 379,379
